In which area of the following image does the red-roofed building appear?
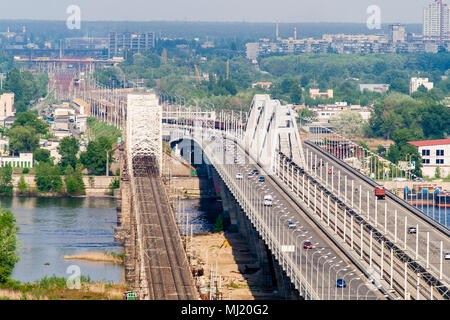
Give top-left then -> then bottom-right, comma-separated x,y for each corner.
408,139 -> 450,178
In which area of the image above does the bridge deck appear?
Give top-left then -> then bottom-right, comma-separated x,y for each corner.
133,157 -> 197,300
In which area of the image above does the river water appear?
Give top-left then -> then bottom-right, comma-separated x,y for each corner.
0,197 -> 123,284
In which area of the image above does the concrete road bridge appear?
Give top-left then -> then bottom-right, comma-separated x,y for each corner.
64,79 -> 449,300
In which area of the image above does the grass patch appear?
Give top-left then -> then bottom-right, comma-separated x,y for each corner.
0,275 -> 125,300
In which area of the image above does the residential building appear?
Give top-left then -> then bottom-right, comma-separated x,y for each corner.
423,0 -> 450,42
108,32 -> 156,58
246,42 -> 259,60
310,103 -> 372,124
309,89 -> 333,99
0,93 -> 15,122
388,24 -> 406,43
408,139 -> 450,178
409,77 -> 434,94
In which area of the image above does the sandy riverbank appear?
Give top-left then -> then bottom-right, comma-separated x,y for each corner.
190,232 -> 278,300
64,252 -> 123,264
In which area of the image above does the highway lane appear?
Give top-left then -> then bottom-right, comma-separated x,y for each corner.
303,142 -> 450,286
201,134 -> 381,300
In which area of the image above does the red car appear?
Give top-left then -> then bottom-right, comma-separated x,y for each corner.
328,168 -> 333,174
304,241 -> 312,249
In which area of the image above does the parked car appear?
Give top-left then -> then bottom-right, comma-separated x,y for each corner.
303,241 -> 312,249
258,176 -> 265,182
336,279 -> 347,288
408,226 -> 417,234
236,173 -> 243,180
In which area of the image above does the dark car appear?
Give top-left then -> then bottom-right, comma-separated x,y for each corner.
252,169 -> 259,175
303,241 -> 312,249
258,176 -> 265,182
336,279 -> 347,288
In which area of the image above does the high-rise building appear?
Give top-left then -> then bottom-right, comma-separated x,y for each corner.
246,42 -> 259,61
388,24 -> 406,43
108,32 -> 156,58
423,0 -> 450,42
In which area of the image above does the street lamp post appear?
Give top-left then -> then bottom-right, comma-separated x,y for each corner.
321,258 -> 337,299
347,277 -> 361,300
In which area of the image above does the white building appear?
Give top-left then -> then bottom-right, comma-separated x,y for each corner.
423,0 -> 450,42
0,93 -> 15,122
408,139 -> 450,178
409,77 -> 434,94
388,24 -> 406,43
246,42 -> 259,60
0,152 -> 33,168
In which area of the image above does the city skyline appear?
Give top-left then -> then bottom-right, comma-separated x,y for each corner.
0,0 -> 445,24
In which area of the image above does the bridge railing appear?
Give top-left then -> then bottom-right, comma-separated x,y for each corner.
306,125 -> 449,231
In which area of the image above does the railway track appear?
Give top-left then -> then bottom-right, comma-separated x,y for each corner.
132,156 -> 197,300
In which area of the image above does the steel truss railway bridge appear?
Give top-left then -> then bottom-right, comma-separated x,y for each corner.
62,76 -> 449,300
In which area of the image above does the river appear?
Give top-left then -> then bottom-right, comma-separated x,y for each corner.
0,197 -> 123,284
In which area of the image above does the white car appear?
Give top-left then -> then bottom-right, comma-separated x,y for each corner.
236,173 -> 243,180
445,252 -> 450,260
408,226 -> 417,234
264,195 -> 273,206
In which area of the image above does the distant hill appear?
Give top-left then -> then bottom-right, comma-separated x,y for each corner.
0,20 -> 422,41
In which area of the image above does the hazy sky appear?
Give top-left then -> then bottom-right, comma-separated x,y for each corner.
0,0 -> 437,23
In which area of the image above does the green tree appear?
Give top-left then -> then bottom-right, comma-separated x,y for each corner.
79,136 -> 113,175
64,165 -> 85,196
0,165 -> 13,195
35,163 -> 63,193
7,126 -> 39,153
331,110 -> 364,138
34,148 -> 52,164
289,83 -> 302,104
57,137 -> 79,170
435,167 -> 441,179
109,177 -> 120,196
214,214 -> 224,233
12,111 -> 49,135
297,108 -> 317,125
389,78 -> 409,94
0,208 -> 19,283
17,176 -> 29,195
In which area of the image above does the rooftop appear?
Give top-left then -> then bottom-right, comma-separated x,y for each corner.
408,139 -> 450,147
